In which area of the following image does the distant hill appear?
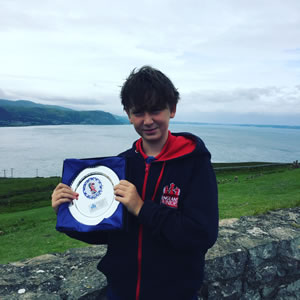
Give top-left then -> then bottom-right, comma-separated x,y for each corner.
0,99 -> 127,126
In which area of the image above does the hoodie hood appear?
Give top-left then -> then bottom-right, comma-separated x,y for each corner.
135,131 -> 197,161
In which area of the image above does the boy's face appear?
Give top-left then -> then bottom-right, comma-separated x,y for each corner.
127,105 -> 176,147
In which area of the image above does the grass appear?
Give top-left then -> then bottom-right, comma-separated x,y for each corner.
0,177 -> 61,213
0,163 -> 299,264
0,206 -> 86,263
216,165 -> 300,218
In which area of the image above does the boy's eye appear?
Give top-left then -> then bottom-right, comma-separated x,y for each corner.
132,111 -> 144,117
150,109 -> 162,114
131,108 -> 163,116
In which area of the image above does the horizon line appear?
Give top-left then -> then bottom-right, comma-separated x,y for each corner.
171,120 -> 300,129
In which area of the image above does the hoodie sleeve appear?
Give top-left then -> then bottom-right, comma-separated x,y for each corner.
137,155 -> 218,251
65,231 -> 108,245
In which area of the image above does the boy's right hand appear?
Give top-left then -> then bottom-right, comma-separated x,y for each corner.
51,183 -> 79,214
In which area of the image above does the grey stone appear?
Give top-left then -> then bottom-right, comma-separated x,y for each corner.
240,288 -> 262,300
0,246 -> 107,300
206,278 -> 243,299
262,284 -> 276,298
275,279 -> 300,300
205,248 -> 248,280
0,207 -> 299,299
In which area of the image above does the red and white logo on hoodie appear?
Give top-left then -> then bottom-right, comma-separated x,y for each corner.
161,183 -> 180,208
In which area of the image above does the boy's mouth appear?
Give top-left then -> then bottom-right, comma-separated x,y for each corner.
143,127 -> 158,134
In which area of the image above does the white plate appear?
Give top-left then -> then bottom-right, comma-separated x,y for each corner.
69,166 -> 120,225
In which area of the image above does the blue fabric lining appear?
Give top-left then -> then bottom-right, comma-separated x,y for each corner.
56,156 -> 125,233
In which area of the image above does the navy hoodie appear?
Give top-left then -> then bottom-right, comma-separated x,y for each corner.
67,132 -> 218,300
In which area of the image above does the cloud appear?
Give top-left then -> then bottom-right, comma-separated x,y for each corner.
0,0 -> 300,124
0,88 -> 9,99
178,86 -> 300,116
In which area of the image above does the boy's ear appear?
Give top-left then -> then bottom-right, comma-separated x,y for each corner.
125,109 -> 133,123
170,105 -> 177,118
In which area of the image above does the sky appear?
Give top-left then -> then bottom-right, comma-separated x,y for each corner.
0,0 -> 300,125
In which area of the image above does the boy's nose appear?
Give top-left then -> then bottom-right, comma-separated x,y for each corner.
143,113 -> 153,125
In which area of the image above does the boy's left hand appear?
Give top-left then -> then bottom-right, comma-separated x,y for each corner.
114,180 -> 143,216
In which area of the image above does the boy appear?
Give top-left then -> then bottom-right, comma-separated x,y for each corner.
52,66 -> 218,300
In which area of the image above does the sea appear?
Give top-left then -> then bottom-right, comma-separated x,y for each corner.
0,123 -> 300,178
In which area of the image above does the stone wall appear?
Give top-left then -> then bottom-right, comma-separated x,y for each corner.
0,207 -> 299,300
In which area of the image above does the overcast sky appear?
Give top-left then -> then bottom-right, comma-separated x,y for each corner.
1,0 -> 300,125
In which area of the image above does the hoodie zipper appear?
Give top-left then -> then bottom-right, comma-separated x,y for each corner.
135,161 -> 166,300
135,162 -> 150,300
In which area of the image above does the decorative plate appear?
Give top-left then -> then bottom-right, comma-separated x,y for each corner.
69,166 -> 119,225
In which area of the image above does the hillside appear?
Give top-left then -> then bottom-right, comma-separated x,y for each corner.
0,163 -> 299,265
0,99 -> 125,126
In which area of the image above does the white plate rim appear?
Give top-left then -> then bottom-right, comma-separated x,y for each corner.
69,165 -> 120,225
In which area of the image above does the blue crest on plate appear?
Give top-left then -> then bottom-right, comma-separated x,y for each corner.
83,177 -> 102,199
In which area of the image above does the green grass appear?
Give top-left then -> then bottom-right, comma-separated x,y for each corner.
216,166 -> 300,218
0,177 -> 61,213
0,163 -> 299,264
0,206 -> 87,263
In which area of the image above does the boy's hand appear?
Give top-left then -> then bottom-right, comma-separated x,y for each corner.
51,183 -> 79,214
114,180 -> 143,216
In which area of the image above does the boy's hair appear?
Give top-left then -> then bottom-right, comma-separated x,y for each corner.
120,66 -> 180,112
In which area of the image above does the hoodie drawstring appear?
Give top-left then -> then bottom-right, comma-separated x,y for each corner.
151,161 -> 166,201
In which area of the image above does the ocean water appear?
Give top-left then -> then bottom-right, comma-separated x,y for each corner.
0,123 -> 299,178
